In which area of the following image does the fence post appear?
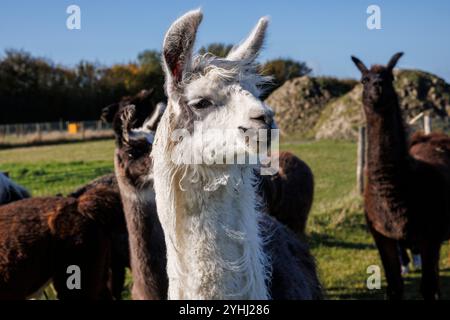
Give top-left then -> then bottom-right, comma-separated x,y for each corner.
357,126 -> 367,195
81,122 -> 85,140
424,114 -> 432,134
36,123 -> 42,142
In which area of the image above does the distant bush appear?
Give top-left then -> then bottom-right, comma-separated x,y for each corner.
0,49 -> 165,124
0,46 -> 311,124
260,58 -> 312,98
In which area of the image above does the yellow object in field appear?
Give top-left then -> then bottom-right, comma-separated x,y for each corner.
68,123 -> 80,134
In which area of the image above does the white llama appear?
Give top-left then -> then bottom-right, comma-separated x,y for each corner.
151,9 -> 322,300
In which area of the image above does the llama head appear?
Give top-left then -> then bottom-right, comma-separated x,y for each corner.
102,88 -> 155,124
159,9 -> 275,168
113,101 -> 166,189
351,52 -> 403,113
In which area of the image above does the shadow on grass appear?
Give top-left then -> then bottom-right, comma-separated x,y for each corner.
402,268 -> 450,300
309,232 -> 375,250
326,269 -> 450,300
326,286 -> 385,300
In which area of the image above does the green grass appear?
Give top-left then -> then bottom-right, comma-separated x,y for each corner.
0,140 -> 115,196
284,139 -> 450,300
0,140 -> 115,164
1,139 -> 449,299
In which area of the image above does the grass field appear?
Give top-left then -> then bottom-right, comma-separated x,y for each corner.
1,139 -> 449,299
0,140 -> 115,196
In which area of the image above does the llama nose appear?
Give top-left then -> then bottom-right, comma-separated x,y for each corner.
238,126 -> 248,133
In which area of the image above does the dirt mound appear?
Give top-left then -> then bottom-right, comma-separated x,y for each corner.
314,69 -> 450,140
265,76 -> 356,137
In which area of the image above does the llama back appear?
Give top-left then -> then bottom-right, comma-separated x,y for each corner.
75,185 -> 125,230
257,151 -> 314,236
260,214 -> 323,300
410,132 -> 450,180
0,197 -> 67,299
69,174 -> 119,198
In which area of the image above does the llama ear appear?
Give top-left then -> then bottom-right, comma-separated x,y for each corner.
136,88 -> 154,102
226,16 -> 269,62
119,104 -> 137,143
387,52 -> 404,71
146,102 -> 167,131
163,9 -> 203,91
351,56 -> 368,75
101,103 -> 120,123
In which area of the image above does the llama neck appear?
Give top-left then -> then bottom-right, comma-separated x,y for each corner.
115,168 -> 167,300
366,101 -> 409,181
152,150 -> 269,299
364,99 -> 411,220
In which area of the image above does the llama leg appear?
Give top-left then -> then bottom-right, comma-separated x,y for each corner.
53,231 -> 113,300
371,228 -> 403,299
109,257 -> 126,300
53,252 -> 113,300
398,242 -> 410,272
419,241 -> 441,300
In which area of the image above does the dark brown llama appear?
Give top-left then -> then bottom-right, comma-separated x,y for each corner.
101,88 -> 158,125
0,185 -> 123,300
68,174 -> 129,300
258,152 -> 314,236
410,132 -> 450,177
111,100 -> 168,300
352,52 -> 450,299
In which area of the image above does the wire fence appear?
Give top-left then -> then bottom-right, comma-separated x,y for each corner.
0,120 -> 113,146
408,113 -> 450,135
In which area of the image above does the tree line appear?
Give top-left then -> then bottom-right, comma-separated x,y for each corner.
0,44 -> 311,124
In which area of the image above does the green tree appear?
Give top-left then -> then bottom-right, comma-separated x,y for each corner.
198,43 -> 233,58
135,50 -> 165,102
260,58 -> 312,98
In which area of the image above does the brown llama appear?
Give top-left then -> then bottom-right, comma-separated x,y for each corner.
111,100 -> 168,300
352,52 -> 450,299
68,174 -> 129,300
410,132 -> 450,176
0,184 -> 123,300
101,88 -> 158,125
258,152 -> 314,236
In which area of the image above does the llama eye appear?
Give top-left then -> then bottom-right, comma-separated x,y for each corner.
189,98 -> 213,109
362,77 -> 369,84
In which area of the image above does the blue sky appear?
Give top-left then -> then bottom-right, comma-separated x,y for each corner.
1,0 -> 449,81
